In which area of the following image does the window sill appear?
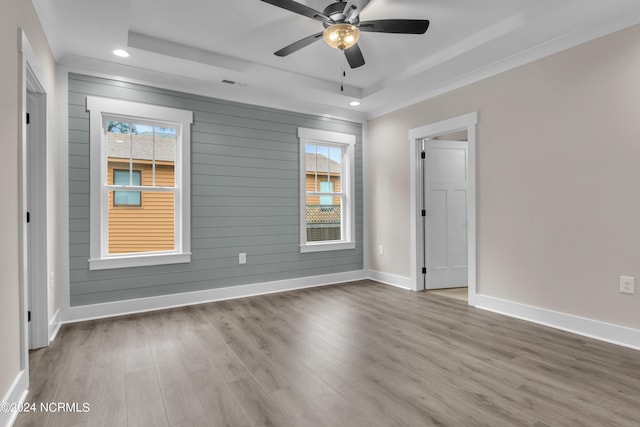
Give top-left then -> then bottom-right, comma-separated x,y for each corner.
300,241 -> 356,253
89,252 -> 191,270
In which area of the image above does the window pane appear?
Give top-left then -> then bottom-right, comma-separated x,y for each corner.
316,145 -> 330,187
114,190 -> 141,206
106,121 -> 131,172
305,144 -> 344,192
305,144 -> 317,191
131,124 -> 153,187
329,146 -> 342,191
319,181 -> 334,205
113,169 -> 141,186
113,170 -> 141,206
306,195 -> 341,242
108,190 -> 175,254
154,126 -> 176,187
128,124 -> 177,187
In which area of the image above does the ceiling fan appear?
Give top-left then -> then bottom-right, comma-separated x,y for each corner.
261,0 -> 430,68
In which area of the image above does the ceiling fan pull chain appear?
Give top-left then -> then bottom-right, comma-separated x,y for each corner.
340,58 -> 344,92
340,56 -> 346,92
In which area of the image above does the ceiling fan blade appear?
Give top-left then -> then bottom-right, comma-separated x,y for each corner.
343,0 -> 371,23
274,32 -> 324,56
344,43 -> 365,68
358,19 -> 430,34
260,0 -> 332,24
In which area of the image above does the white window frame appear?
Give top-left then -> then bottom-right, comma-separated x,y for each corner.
87,96 -> 193,270
298,127 -> 356,253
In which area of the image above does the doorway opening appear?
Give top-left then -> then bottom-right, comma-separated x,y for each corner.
408,113 -> 477,306
421,131 -> 469,303
26,83 -> 48,350
19,30 -> 50,369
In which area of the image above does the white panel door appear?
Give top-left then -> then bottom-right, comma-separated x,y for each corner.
424,140 -> 468,289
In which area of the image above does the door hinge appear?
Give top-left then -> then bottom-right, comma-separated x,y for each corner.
28,311 -> 31,322
421,209 -> 426,217
422,267 -> 427,274
27,211 -> 30,223
421,151 -> 425,159
26,113 -> 30,125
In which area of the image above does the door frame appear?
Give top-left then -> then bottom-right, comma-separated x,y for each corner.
408,112 -> 477,305
19,29 -> 50,368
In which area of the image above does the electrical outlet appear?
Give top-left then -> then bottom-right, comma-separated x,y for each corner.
239,253 -> 247,264
378,245 -> 384,255
620,276 -> 635,295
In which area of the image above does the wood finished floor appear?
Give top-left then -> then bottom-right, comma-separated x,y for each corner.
427,287 -> 468,303
16,280 -> 640,427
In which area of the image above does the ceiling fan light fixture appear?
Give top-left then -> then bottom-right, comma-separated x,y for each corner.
323,23 -> 360,51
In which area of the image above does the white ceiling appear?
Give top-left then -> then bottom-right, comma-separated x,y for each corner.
33,0 -> 640,120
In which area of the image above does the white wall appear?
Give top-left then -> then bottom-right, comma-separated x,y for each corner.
367,23 -> 640,330
0,0 -> 57,407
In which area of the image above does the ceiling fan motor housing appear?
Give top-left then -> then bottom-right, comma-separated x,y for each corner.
322,2 -> 360,27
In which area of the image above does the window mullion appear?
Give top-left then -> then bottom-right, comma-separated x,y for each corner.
314,144 -> 318,192
152,127 -> 156,187
307,192 -> 342,196
128,126 -> 133,186
105,185 -> 175,192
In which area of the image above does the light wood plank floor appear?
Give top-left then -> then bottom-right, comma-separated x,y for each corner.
428,287 -> 468,303
16,280 -> 640,426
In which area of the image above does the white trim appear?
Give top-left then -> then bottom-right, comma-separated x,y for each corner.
300,242 -> 356,253
18,30 -> 31,374
89,252 -> 192,270
361,122 -> 369,273
18,27 -> 51,388
56,66 -> 71,320
367,270 -> 413,290
408,112 -> 478,305
48,309 -> 61,343
298,127 -> 357,145
61,270 -> 366,323
0,369 -> 28,427
86,96 -> 193,270
298,127 -> 356,253
476,294 -> 640,351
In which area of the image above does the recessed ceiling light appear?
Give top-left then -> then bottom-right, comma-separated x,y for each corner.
113,49 -> 130,58
350,101 -> 361,107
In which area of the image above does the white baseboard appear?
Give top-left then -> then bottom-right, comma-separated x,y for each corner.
48,309 -> 61,343
0,369 -> 28,427
476,294 -> 640,351
367,269 -> 413,290
62,270 -> 367,323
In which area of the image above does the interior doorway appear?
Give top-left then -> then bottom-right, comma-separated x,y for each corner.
20,32 -> 49,359
421,136 -> 469,291
26,86 -> 49,350
408,112 -> 477,306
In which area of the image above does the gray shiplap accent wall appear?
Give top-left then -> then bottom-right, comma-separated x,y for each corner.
68,73 -> 363,306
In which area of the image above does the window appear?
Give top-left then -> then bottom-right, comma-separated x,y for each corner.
298,127 -> 355,252
319,181 -> 334,208
87,96 -> 193,270
113,169 -> 141,206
